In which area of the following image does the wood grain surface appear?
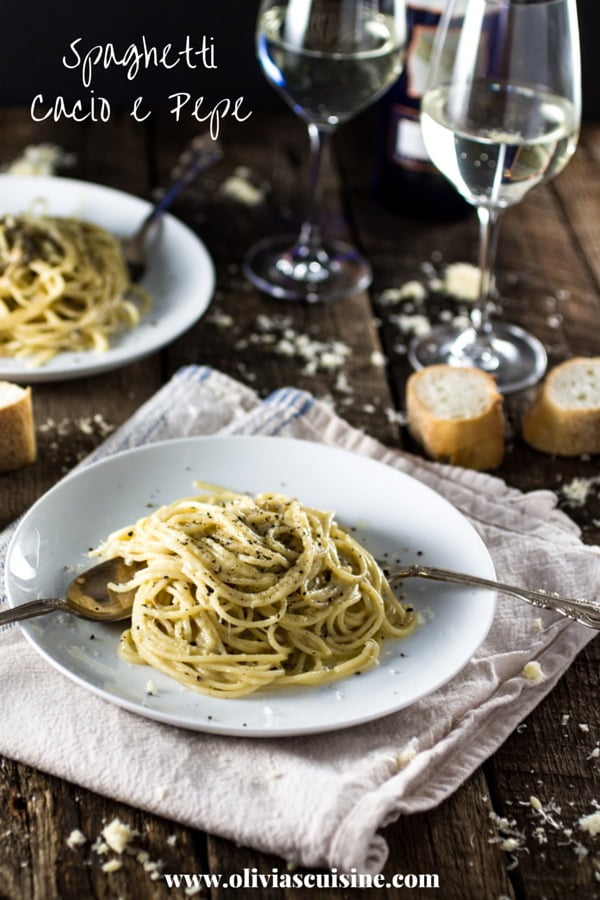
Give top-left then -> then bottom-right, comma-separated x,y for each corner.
0,109 -> 598,900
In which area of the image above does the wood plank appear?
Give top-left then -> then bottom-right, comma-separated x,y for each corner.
206,770 -> 514,900
151,112 -> 516,899
151,112 -> 403,446
336,115 -> 600,542
377,771 -> 515,900
336,109 -> 600,900
552,125 -> 600,293
0,113 -> 164,531
0,762 -> 208,899
484,641 -> 600,899
0,111 -> 176,900
0,105 -> 598,899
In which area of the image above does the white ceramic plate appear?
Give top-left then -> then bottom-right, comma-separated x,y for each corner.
6,436 -> 496,737
0,175 -> 214,381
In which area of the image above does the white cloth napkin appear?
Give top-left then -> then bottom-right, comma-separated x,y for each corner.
1,366 -> 598,873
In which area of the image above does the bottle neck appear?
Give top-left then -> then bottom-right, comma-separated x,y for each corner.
374,0 -> 470,220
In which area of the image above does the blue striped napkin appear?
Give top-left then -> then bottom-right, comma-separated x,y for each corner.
0,366 -> 597,873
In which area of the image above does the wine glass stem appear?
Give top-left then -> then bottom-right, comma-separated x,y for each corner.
472,205 -> 502,337
298,122 -> 333,254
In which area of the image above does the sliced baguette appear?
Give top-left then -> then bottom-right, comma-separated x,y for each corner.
406,365 -> 505,470
522,357 -> 600,456
0,382 -> 37,472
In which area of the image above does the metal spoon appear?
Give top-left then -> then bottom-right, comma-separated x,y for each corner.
123,132 -> 223,281
4,559 -> 598,631
390,564 -> 600,630
0,558 -> 139,626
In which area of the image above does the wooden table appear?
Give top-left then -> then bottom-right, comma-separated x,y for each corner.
0,107 -> 598,900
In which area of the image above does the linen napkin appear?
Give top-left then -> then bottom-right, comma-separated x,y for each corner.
0,365 -> 598,873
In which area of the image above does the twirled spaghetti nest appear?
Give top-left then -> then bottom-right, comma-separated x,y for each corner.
0,213 -> 148,365
92,490 -> 417,697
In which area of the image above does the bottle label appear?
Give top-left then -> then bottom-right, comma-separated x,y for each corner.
392,108 -> 429,171
388,4 -> 443,170
405,21 -> 439,101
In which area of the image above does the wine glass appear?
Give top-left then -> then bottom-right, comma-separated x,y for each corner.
244,0 -> 407,303
409,0 -> 581,392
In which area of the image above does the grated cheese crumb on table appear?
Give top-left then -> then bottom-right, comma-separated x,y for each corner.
579,812 -> 600,837
91,837 -> 109,855
208,310 -> 234,329
385,408 -> 409,427
219,166 -> 266,206
370,350 -> 387,368
274,331 -> 351,375
388,313 -> 432,337
101,858 -> 123,873
444,262 -> 481,301
67,817 -> 166,884
378,282 -> 427,305
488,811 -> 527,870
489,795 -> 600,874
561,476 -> 600,507
101,818 -> 137,854
6,143 -> 75,176
39,414 -> 115,439
66,828 -> 87,849
241,314 -> 353,376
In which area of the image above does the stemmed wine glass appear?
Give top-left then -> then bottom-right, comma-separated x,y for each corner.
409,0 -> 581,392
244,0 -> 407,303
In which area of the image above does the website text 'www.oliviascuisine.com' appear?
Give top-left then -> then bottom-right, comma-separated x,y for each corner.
163,867 -> 441,891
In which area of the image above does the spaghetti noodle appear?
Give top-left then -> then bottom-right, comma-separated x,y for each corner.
0,213 -> 147,365
91,489 -> 417,697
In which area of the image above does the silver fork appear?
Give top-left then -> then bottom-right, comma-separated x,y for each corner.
390,564 -> 600,629
123,133 -> 223,281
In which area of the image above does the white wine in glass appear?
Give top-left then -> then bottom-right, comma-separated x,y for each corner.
410,0 -> 581,392
244,0 -> 407,303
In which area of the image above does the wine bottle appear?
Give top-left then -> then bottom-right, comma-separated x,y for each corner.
376,0 -> 469,220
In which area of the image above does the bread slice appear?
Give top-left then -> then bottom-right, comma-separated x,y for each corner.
406,365 -> 505,470
0,382 -> 37,472
522,357 -> 600,455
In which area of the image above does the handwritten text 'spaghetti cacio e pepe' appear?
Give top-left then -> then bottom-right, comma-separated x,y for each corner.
30,35 -> 253,139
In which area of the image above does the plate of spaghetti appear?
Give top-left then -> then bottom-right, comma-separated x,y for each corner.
0,175 -> 214,380
5,436 -> 496,736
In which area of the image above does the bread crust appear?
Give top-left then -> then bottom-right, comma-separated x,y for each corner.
406,366 -> 505,470
0,384 -> 37,472
522,357 -> 600,456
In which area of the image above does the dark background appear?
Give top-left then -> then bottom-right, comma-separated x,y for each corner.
1,1 -> 274,113
0,0 -> 598,119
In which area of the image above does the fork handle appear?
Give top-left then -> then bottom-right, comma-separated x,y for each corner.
393,565 -> 600,630
145,135 -> 223,226
0,598 -> 64,626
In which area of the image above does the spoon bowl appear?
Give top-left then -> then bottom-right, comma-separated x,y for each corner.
3,558 -> 598,631
0,557 -> 139,627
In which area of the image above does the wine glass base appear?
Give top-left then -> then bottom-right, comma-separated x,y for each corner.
243,234 -> 372,303
409,321 -> 548,394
